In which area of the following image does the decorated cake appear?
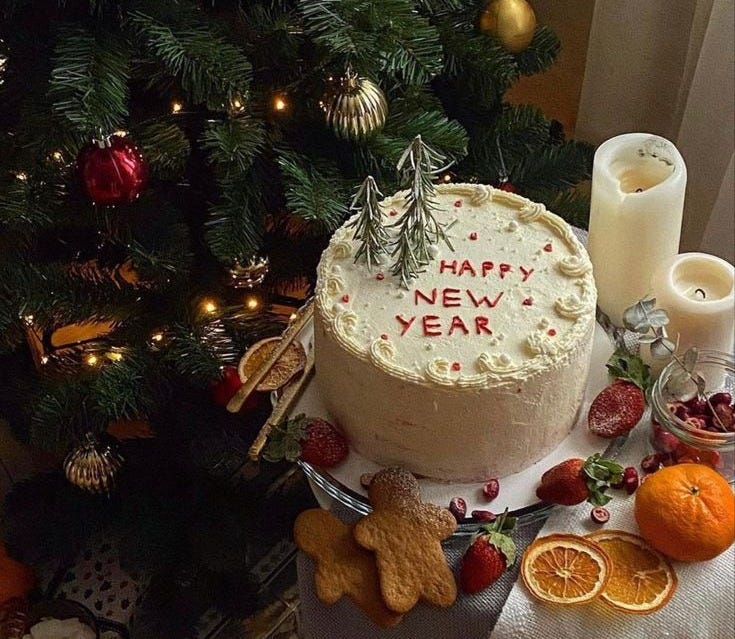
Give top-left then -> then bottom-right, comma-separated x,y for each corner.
314,182 -> 597,482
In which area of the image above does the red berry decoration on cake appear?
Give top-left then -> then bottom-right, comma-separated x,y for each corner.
341,294 -> 350,303
522,298 -> 533,306
535,454 -> 623,506
451,362 -> 461,372
459,510 -> 516,594
543,243 -> 552,252
588,381 -> 646,438
263,414 -> 348,468
454,200 -> 463,207
376,272 -> 384,280
469,232 -> 478,240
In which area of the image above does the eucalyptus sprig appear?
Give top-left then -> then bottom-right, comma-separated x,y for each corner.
623,299 -> 727,431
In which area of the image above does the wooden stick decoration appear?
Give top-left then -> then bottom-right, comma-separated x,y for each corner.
248,350 -> 315,461
226,300 -> 313,413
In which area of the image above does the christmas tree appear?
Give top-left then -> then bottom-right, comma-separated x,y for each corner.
0,0 -> 593,634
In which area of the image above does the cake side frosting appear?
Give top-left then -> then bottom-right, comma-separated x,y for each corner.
315,184 -> 596,388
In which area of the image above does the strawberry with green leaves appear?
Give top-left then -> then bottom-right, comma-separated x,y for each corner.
460,510 -> 517,594
263,414 -> 348,468
535,454 -> 623,506
588,350 -> 650,439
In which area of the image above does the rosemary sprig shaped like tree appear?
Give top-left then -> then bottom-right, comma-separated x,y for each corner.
346,176 -> 389,269
390,135 -> 454,288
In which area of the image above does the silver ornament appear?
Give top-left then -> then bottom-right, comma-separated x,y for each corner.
226,254 -> 270,289
321,69 -> 388,140
64,433 -> 124,494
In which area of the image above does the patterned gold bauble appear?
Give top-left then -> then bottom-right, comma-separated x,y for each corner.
321,69 -> 387,140
479,0 -> 537,53
64,433 -> 124,494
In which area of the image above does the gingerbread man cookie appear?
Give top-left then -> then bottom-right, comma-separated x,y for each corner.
353,466 -> 458,613
294,508 -> 403,628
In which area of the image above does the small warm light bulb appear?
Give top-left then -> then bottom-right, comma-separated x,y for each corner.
51,150 -> 63,161
107,352 -> 123,362
171,101 -> 183,114
41,356 -> 49,365
86,354 -> 99,366
246,297 -> 259,310
442,173 -> 452,183
151,332 -> 164,343
113,129 -> 128,138
15,171 -> 28,181
289,312 -> 298,321
273,96 -> 287,112
23,314 -> 34,325
203,300 -> 217,314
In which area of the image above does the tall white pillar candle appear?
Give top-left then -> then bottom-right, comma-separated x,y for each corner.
650,253 -> 735,355
588,133 -> 687,326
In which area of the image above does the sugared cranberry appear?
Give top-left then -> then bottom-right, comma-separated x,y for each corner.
685,397 -> 708,414
709,392 -> 732,407
360,473 -> 374,489
653,430 -> 681,454
471,510 -> 496,522
482,479 -> 500,501
641,454 -> 662,473
623,467 -> 639,494
712,402 -> 735,430
449,497 -> 467,522
591,507 -> 610,524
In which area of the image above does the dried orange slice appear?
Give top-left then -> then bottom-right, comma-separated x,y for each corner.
586,529 -> 677,614
238,336 -> 306,391
521,534 -> 611,605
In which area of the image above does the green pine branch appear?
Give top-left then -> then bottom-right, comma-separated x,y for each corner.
510,141 -> 594,201
126,11 -> 252,109
515,26 -> 561,76
138,122 -> 191,180
200,116 -> 267,175
277,151 -> 349,231
48,28 -> 130,136
205,176 -> 265,264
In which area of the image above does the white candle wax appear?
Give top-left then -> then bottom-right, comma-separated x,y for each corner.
650,253 -> 735,355
588,133 -> 687,326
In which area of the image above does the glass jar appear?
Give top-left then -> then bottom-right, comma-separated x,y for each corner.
649,349 -> 734,483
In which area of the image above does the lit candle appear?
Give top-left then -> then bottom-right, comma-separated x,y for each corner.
650,253 -> 734,355
588,133 -> 687,326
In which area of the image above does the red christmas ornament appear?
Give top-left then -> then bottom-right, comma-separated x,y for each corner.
211,366 -> 261,412
78,135 -> 148,206
211,366 -> 243,406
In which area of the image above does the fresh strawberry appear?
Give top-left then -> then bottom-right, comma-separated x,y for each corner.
535,454 -> 623,506
263,414 -> 348,468
299,418 -> 349,467
459,510 -> 516,594
588,381 -> 646,438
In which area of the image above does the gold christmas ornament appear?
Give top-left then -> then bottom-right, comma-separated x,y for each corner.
321,69 -> 387,140
64,433 -> 124,494
479,0 -> 537,53
226,254 -> 270,289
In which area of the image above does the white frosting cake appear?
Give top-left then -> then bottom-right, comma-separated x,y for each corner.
314,184 -> 597,482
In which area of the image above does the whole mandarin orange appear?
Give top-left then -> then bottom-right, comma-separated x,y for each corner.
634,463 -> 735,562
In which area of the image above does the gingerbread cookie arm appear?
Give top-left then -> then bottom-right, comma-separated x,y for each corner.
294,508 -> 403,628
